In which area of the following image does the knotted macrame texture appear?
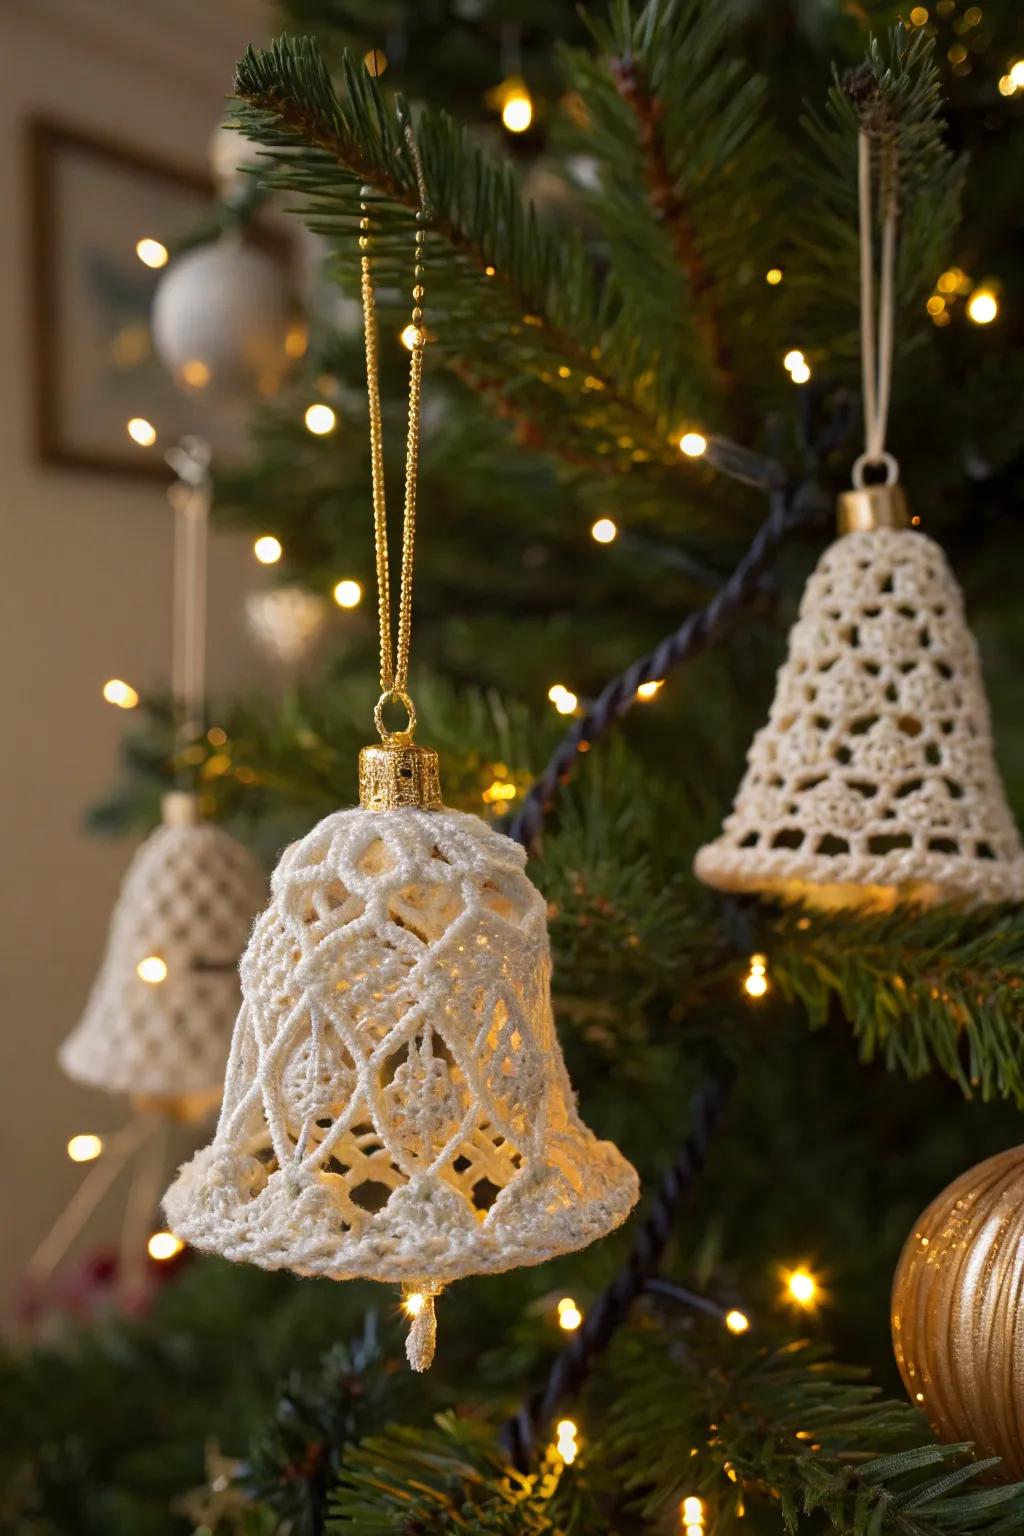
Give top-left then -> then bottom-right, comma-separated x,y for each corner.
164,807 -> 639,1285
61,822 -> 266,1099
696,528 -> 1024,908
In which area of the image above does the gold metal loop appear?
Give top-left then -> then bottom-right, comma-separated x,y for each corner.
374,688 -> 417,745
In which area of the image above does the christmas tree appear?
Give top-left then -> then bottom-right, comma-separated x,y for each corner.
7,2 -> 1024,1532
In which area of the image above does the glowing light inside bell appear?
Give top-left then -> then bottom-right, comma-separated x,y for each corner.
724,1308 -> 750,1334
253,535 -> 283,565
137,955 -> 168,985
148,1230 -> 185,1261
135,237 -> 168,269
102,678 -> 139,709
557,1297 -> 583,1330
744,954 -> 769,998
67,1133 -> 103,1162
127,417 -> 157,447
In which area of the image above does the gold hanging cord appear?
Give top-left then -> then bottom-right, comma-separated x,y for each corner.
359,121 -> 430,745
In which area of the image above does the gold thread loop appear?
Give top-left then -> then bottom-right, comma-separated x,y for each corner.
360,122 -> 431,739
374,688 -> 417,746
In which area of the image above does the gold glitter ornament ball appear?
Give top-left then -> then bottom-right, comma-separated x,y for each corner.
891,1146 -> 1024,1479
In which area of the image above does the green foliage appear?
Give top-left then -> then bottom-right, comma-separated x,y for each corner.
792,27 -> 964,376
327,1414 -> 591,1534
605,1325 -> 1024,1535
561,0 -> 789,434
768,902 -> 1024,1104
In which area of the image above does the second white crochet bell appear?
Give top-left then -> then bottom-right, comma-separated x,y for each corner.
61,793 -> 266,1115
695,486 -> 1024,910
164,741 -> 639,1366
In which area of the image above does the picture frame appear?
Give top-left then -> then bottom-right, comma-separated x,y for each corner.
28,117 -> 295,480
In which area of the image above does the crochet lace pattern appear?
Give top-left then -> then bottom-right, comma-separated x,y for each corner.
696,528 -> 1024,907
61,822 -> 266,1098
165,807 -> 639,1284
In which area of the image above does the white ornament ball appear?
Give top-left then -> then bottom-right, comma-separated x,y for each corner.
152,239 -> 294,399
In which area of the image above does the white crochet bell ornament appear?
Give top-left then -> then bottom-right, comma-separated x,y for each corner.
61,791 -> 266,1118
695,484 -> 1024,910
164,739 -> 639,1368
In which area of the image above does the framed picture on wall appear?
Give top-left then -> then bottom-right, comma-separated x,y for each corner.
28,118 -> 298,479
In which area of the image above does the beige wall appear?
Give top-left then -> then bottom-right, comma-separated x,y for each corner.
0,0 -> 274,1317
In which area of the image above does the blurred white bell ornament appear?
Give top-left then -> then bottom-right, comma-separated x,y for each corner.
246,585 -> 329,669
61,792 -> 266,1119
152,237 -> 294,399
696,486 -> 1024,910
165,740 -> 639,1366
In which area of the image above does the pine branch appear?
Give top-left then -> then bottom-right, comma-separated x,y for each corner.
561,0 -> 790,437
791,27 -> 964,378
231,36 -> 703,489
765,902 -> 1024,1104
327,1412 -> 591,1534
605,1327 -> 1024,1535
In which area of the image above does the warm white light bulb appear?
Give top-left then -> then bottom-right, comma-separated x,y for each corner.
333,578 -> 362,609
400,323 -> 422,351
557,1297 -> 583,1330
304,402 -> 337,435
967,288 -> 998,325
404,1291 -> 425,1317
783,349 -> 805,372
789,360 -> 812,384
253,535 -> 283,565
765,267 -> 783,286
548,685 -> 578,715
502,91 -> 533,133
135,237 -> 169,269
147,1230 -> 184,1261
679,431 -> 707,458
126,417 -> 157,447
724,1308 -> 750,1334
102,678 -> 139,709
591,517 -> 617,544
785,1268 -> 819,1307
67,1133 -> 103,1163
636,679 -> 664,701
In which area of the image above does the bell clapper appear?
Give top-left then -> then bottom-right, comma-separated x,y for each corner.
402,1282 -> 441,1371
